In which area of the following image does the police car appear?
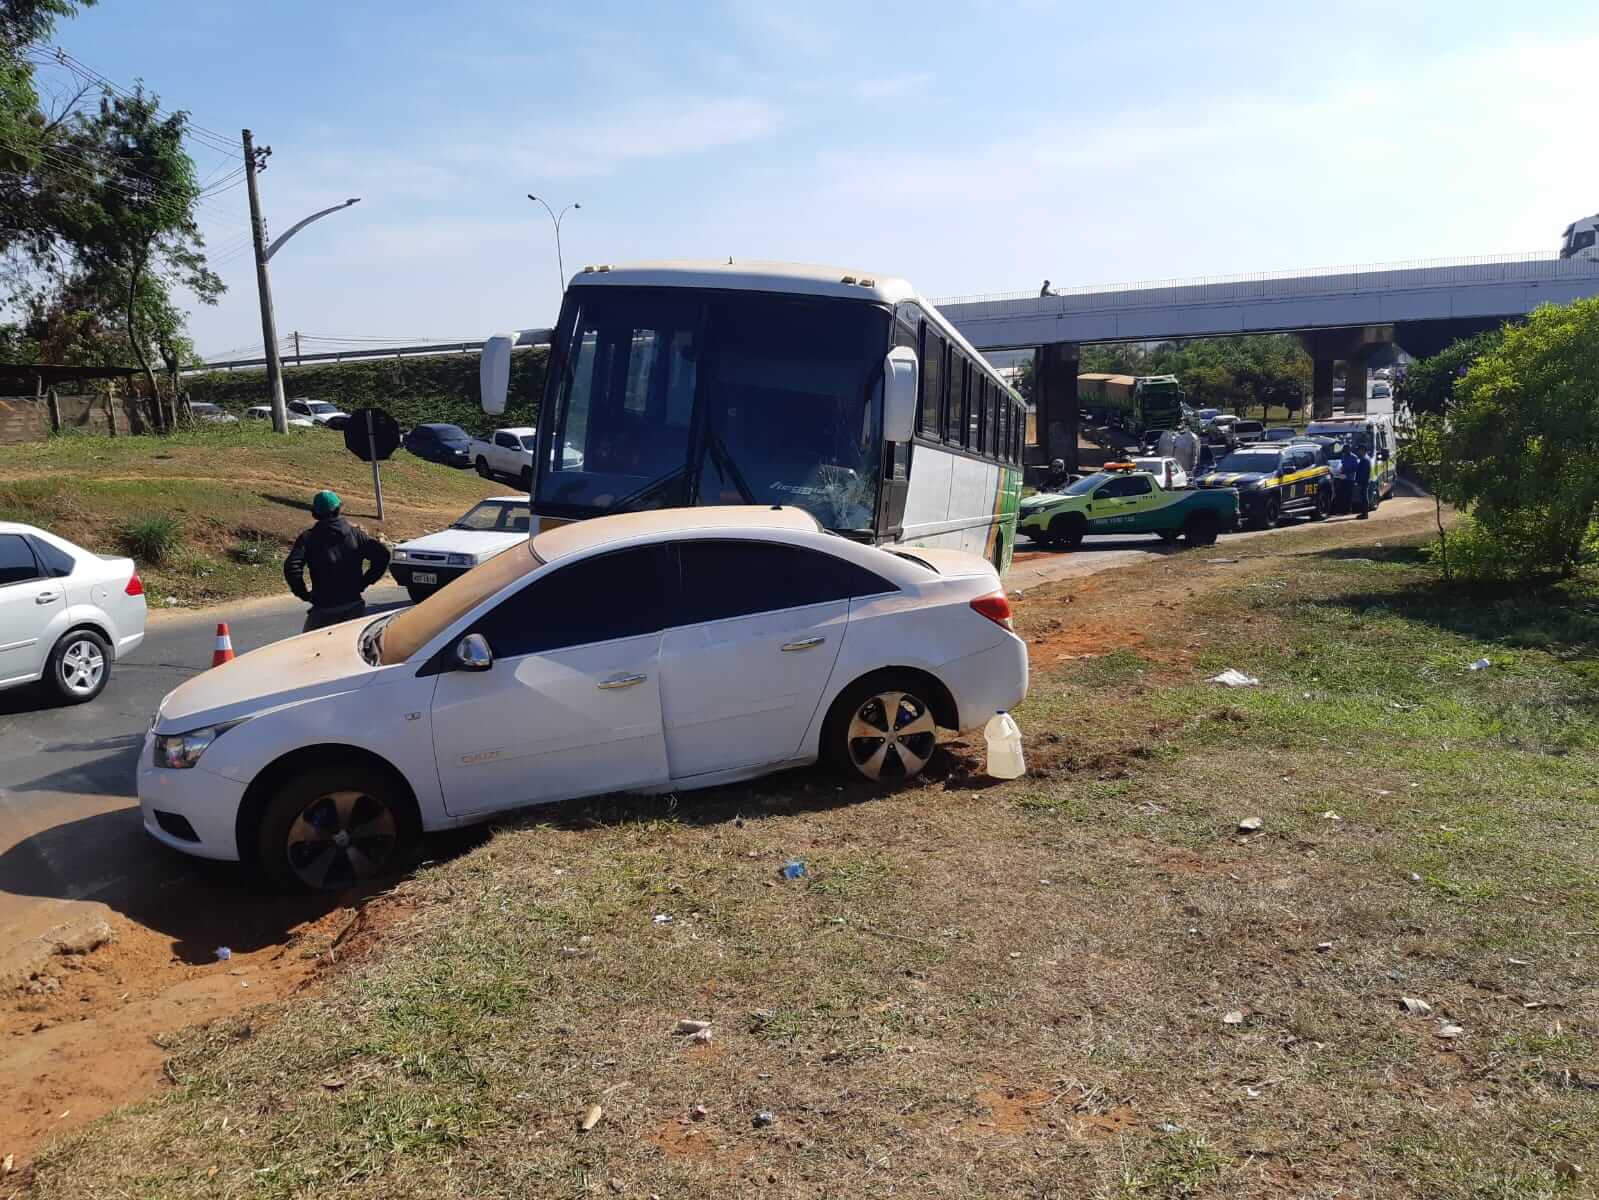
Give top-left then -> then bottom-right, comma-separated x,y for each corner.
1018,463 -> 1238,549
1195,443 -> 1332,529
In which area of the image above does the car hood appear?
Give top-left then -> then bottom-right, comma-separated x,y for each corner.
1019,492 -> 1066,511
154,619 -> 375,731
395,529 -> 526,557
1199,471 -> 1270,489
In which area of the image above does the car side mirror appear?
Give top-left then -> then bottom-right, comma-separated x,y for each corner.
454,633 -> 494,671
883,346 -> 919,444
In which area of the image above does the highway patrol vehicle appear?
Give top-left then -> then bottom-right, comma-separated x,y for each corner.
1195,443 -> 1332,529
1019,463 -> 1238,549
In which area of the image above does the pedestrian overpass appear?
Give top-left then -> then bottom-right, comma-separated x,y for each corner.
937,253 -> 1599,468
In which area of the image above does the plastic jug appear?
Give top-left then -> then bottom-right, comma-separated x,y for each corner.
984,711 -> 1025,780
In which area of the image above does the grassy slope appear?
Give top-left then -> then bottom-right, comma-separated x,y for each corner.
20,523 -> 1599,1199
0,426 -> 506,606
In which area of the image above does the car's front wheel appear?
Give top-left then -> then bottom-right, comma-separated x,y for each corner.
1184,511 -> 1221,546
475,456 -> 492,478
46,628 -> 111,704
823,674 -> 942,786
256,765 -> 419,891
1048,512 -> 1086,549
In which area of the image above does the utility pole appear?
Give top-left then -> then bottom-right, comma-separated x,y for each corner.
242,129 -> 289,433
293,330 -> 301,365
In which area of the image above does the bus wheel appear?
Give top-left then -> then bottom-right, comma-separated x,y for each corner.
1184,512 -> 1220,546
1048,513 -> 1085,550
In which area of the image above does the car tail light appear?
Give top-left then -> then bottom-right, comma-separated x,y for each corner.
125,572 -> 144,596
969,591 -> 1013,630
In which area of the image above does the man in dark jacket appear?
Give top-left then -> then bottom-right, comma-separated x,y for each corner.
1353,448 -> 1373,520
284,490 -> 391,631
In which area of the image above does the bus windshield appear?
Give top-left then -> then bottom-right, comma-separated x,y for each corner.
535,286 -> 889,533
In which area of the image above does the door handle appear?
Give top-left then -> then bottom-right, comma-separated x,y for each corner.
597,673 -> 648,690
781,636 -> 826,652
35,592 -> 59,604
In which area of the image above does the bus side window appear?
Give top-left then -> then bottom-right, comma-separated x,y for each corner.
997,398 -> 1008,464
919,327 -> 944,438
970,377 -> 986,453
946,355 -> 967,446
986,383 -> 1000,459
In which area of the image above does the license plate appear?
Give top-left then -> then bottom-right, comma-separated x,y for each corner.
412,571 -> 437,585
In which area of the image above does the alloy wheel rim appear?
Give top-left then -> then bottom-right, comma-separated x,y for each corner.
60,639 -> 105,694
285,789 -> 397,889
847,691 -> 936,781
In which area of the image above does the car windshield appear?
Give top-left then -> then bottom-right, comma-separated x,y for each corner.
1216,451 -> 1283,473
451,499 -> 532,532
308,402 -> 338,414
192,404 -> 218,414
1235,422 -> 1263,433
1308,424 -> 1372,452
535,286 -> 888,534
377,541 -> 543,666
430,425 -> 469,443
1064,473 -> 1105,495
1265,429 -> 1294,439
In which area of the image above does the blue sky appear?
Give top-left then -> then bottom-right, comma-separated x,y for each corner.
37,0 -> 1599,357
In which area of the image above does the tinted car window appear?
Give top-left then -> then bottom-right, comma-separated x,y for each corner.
0,534 -> 41,586
1097,475 -> 1152,498
471,546 -> 671,657
675,540 -> 896,625
28,536 -> 75,577
495,432 -> 518,449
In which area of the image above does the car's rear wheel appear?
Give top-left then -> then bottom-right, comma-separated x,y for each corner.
46,628 -> 110,704
1311,486 -> 1331,521
519,465 -> 532,490
475,456 -> 492,478
1184,511 -> 1220,546
256,765 -> 418,892
824,674 -> 941,786
1048,512 -> 1086,549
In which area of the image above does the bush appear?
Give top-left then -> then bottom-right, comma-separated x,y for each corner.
1421,513 -> 1599,583
116,514 -> 183,564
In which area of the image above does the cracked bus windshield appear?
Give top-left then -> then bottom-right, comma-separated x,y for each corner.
534,288 -> 887,533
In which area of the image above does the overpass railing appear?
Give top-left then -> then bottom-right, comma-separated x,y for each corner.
935,252 -> 1599,316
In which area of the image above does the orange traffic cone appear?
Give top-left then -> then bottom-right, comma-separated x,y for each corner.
211,622 -> 235,667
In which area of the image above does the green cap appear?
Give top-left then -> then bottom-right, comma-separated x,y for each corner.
312,489 -> 341,519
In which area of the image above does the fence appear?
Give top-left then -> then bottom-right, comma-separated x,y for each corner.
0,392 -> 151,445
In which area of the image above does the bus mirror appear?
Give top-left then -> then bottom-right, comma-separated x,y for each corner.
480,333 -> 514,415
884,347 -> 918,443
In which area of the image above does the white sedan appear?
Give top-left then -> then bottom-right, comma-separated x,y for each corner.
0,522 -> 146,704
389,496 -> 530,600
243,405 -> 315,428
1131,455 -> 1188,490
138,506 -> 1028,889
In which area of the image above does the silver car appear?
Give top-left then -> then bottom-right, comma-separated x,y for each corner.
0,523 -> 146,703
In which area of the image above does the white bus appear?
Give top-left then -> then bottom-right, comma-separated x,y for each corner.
482,261 -> 1025,570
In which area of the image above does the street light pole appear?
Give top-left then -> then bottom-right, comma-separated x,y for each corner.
527,194 -> 580,293
239,129 -> 362,435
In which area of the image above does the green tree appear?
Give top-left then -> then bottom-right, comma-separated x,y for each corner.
1412,299 -> 1599,579
1394,328 -> 1503,419
46,88 -> 221,420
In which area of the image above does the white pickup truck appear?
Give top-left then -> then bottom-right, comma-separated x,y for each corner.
470,426 -> 536,486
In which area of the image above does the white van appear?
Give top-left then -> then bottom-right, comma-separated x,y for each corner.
1305,414 -> 1397,503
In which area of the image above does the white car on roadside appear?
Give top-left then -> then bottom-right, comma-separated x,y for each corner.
389,496 -> 530,601
137,506 -> 1028,889
0,522 -> 146,704
243,405 -> 315,428
287,398 -> 348,428
188,402 -> 237,424
1131,456 -> 1188,490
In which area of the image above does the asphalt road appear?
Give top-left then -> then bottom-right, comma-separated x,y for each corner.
0,501 -> 1429,964
0,585 -> 414,965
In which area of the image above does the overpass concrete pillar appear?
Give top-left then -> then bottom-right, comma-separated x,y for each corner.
1343,360 -> 1370,416
1311,357 -> 1336,420
1034,342 -> 1080,472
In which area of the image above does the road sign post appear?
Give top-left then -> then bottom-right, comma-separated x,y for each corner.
344,407 -> 400,523
367,409 -> 385,522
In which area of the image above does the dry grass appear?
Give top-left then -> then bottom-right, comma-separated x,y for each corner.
0,426 -> 502,606
15,518 -> 1599,1199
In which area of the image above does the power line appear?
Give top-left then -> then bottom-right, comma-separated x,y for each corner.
37,47 -> 243,158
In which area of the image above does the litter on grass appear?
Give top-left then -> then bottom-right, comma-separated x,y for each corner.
1207,669 -> 1260,688
1468,658 -> 1491,671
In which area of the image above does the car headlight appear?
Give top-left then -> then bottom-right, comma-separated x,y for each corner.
153,720 -> 244,769
446,553 -> 475,567
392,548 -> 410,562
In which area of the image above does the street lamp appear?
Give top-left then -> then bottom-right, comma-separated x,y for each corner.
527,194 -> 580,293
266,197 -> 361,262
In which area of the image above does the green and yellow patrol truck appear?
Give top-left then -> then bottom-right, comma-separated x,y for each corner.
1018,463 -> 1238,549
1194,443 -> 1333,529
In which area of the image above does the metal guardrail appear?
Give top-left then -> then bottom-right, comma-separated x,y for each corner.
934,252 -> 1599,316
188,330 -> 555,375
